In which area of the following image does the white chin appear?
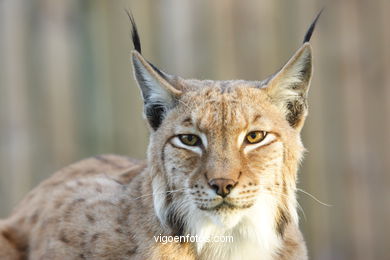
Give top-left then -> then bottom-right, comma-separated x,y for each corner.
207,208 -> 244,229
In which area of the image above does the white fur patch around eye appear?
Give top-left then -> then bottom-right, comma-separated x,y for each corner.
237,131 -> 247,148
199,132 -> 208,149
243,133 -> 276,154
171,136 -> 203,156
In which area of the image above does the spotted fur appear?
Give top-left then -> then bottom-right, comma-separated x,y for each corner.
0,12 -> 322,260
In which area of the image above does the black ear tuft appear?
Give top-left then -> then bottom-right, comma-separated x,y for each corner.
303,8 -> 324,43
126,10 -> 142,53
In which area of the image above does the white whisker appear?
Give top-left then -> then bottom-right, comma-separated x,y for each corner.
297,188 -> 332,207
131,188 -> 188,200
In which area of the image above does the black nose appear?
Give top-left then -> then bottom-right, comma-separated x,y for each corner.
208,178 -> 237,198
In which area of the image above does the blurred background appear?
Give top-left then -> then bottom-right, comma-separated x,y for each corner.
0,0 -> 389,259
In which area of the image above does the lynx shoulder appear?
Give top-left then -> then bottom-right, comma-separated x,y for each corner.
0,11 -> 322,260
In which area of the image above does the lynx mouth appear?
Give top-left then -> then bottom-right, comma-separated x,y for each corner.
199,200 -> 253,211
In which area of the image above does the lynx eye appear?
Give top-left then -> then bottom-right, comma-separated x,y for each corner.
246,131 -> 267,144
179,134 -> 200,146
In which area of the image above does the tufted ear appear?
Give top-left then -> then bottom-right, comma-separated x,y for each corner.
131,51 -> 182,130
128,11 -> 182,130
265,10 -> 321,130
265,43 -> 313,130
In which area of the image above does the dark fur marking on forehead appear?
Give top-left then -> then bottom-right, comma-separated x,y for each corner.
182,117 -> 193,127
252,114 -> 262,123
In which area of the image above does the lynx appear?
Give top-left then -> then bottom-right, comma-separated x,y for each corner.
0,11 -> 322,260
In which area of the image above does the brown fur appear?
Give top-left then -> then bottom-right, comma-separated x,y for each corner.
0,24 -> 315,260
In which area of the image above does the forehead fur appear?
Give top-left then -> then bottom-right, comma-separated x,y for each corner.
167,79 -> 294,136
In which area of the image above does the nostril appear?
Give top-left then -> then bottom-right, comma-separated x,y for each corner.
208,178 -> 237,198
226,184 -> 233,192
211,184 -> 219,193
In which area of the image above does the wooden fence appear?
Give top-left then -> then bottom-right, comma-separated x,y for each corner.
0,0 -> 389,259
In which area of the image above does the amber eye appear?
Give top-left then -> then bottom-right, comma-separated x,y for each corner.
246,131 -> 267,144
179,134 -> 200,146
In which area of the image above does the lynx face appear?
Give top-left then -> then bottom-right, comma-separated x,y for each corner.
153,85 -> 302,229
132,43 -> 310,236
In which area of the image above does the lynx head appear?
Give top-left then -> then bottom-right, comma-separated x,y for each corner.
129,11 -> 320,247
